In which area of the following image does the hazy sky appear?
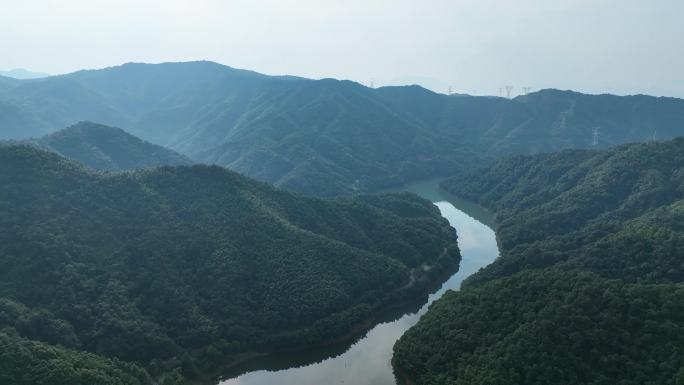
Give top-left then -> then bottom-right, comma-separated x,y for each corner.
2,0 -> 682,97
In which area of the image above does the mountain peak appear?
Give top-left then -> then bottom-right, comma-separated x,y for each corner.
33,122 -> 193,171
63,121 -> 126,134
0,68 -> 50,79
68,60 -> 269,81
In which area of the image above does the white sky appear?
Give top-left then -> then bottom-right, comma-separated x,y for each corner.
2,0 -> 683,97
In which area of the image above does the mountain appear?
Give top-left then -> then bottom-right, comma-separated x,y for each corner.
0,61 -> 282,140
0,75 -> 20,88
25,122 -> 193,171
393,138 -> 684,385
0,144 -> 460,384
442,138 -> 684,284
0,68 -> 50,79
1,61 -> 683,195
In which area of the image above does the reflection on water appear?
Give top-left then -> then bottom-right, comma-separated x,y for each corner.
220,178 -> 499,385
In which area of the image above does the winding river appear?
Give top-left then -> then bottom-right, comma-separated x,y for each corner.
220,178 -> 500,385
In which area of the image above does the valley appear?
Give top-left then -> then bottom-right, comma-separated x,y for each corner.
4,2 -> 684,384
218,179 -> 499,385
0,63 -> 683,385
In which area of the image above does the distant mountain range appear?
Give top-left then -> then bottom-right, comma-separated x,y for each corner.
1,61 -> 683,195
0,68 -> 50,79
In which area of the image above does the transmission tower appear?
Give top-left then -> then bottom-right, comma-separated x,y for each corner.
505,85 -> 514,99
448,86 -> 453,95
522,87 -> 531,95
592,127 -> 600,146
559,112 -> 568,130
370,80 -> 375,89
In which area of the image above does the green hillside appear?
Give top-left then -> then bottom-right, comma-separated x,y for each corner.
393,138 -> 684,385
0,329 -> 150,385
0,144 -> 459,384
443,138 -> 684,284
1,62 -> 683,195
394,269 -> 684,385
27,122 -> 193,171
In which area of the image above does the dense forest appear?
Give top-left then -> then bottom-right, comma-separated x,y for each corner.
393,138 -> 684,385
443,138 -> 684,285
18,121 -> 192,171
0,329 -> 150,385
1,62 -> 683,196
0,144 -> 460,384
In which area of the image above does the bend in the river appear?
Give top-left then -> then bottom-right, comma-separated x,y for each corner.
219,178 -> 500,385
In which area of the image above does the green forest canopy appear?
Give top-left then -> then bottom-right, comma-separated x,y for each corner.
394,138 -> 684,385
26,121 -> 193,171
0,144 -> 459,384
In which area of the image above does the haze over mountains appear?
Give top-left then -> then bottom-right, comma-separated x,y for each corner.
0,68 -> 49,80
1,61 -> 683,196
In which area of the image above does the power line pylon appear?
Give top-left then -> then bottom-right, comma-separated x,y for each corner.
505,85 -> 514,99
592,127 -> 600,146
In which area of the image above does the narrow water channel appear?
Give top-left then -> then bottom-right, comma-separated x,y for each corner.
220,178 -> 500,385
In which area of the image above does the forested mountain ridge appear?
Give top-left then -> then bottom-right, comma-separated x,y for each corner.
393,138 -> 684,385
394,269 -> 684,385
443,138 -> 684,284
1,61 -> 683,195
0,144 -> 460,385
21,121 -> 193,171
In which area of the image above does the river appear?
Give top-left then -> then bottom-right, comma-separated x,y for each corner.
219,178 -> 500,385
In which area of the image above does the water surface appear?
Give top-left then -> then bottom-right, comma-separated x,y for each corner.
220,178 -> 499,385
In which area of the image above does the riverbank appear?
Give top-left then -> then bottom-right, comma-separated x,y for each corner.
217,178 -> 501,385
391,357 -> 417,385
195,252 -> 461,384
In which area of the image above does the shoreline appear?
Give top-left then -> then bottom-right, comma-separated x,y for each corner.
191,180 -> 498,385
391,357 -> 417,385
194,256 -> 460,384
